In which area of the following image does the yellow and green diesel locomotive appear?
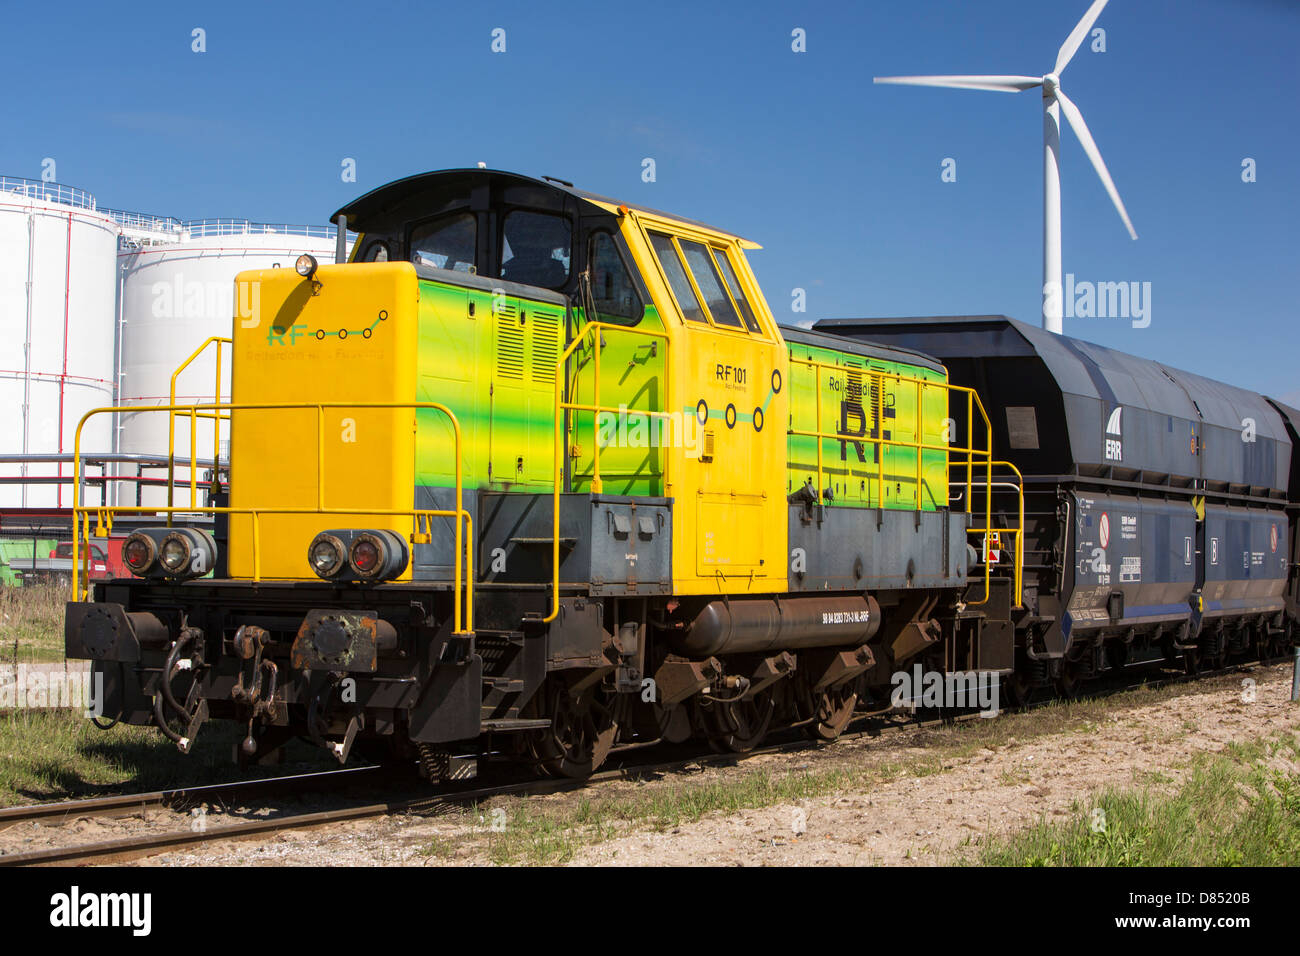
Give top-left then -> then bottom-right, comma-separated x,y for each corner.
65,169 -> 1016,778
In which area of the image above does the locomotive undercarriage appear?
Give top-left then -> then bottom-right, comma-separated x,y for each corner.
68,576 -> 994,780
68,567 -> 1294,782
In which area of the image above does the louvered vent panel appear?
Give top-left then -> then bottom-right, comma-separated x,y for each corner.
530,309 -> 562,384
496,304 -> 524,380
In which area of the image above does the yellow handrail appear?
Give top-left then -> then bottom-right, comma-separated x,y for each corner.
785,352 -> 1001,605
963,460 -> 1026,609
545,321 -> 671,623
166,336 -> 232,525
72,400 -> 474,635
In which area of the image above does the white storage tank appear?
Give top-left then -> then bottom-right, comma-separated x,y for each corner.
0,178 -> 119,508
116,222 -> 340,506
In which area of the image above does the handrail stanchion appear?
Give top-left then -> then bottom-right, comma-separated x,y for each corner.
213,341 -> 223,468
592,332 -> 602,494
916,379 -> 924,510
167,336 -> 232,526
72,428 -> 82,601
189,407 -> 198,508
876,371 -> 884,511
462,511 -> 473,634
815,362 -> 823,506
967,391 -> 974,515
545,321 -> 669,624
451,421 -> 463,636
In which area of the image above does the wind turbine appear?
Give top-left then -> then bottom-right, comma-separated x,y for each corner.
875,0 -> 1136,334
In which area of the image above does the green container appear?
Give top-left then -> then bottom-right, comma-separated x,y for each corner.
0,538 -> 59,587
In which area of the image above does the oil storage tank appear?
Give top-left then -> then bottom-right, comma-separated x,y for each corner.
817,315 -> 1292,677
0,178 -> 118,508
116,222 -> 339,506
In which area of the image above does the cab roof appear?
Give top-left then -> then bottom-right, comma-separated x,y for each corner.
332,168 -> 760,248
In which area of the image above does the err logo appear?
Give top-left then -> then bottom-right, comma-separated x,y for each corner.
1103,406 -> 1123,462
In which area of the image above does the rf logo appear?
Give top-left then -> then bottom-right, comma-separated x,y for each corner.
267,324 -> 307,346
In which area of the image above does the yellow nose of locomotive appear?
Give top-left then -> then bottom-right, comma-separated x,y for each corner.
226,261 -> 420,580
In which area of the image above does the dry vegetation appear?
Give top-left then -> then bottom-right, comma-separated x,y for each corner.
0,583 -> 66,664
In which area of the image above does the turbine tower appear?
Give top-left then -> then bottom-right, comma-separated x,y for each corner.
875,0 -> 1137,334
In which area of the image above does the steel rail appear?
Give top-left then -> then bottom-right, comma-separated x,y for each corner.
0,765 -> 387,833
1,655 -> 1278,867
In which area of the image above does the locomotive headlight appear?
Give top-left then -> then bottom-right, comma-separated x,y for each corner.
308,533 -> 346,578
122,533 -> 156,575
295,253 -> 318,279
349,535 -> 382,577
348,531 -> 408,581
159,533 -> 192,574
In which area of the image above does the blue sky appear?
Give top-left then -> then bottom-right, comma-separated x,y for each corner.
3,0 -> 1296,399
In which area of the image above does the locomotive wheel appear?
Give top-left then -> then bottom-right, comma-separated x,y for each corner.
807,684 -> 857,741
529,681 -> 618,780
700,690 -> 775,753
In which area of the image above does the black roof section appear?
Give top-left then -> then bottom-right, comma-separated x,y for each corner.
780,324 -> 945,373
816,315 -> 1291,495
332,168 -> 753,242
817,315 -> 1285,438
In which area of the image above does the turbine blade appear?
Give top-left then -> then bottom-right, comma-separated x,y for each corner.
1055,0 -> 1109,75
873,74 -> 1042,93
1056,89 -> 1138,239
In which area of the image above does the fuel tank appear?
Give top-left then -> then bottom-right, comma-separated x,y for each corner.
673,595 -> 881,657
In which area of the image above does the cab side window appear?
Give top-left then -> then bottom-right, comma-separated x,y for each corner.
409,212 -> 476,272
588,231 -> 643,325
500,211 -> 571,289
649,232 -> 706,323
678,239 -> 743,330
710,247 -> 761,334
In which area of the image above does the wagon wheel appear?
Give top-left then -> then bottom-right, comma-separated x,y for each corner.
699,689 -> 775,753
1003,669 -> 1038,708
1056,661 -> 1086,700
528,681 -> 619,780
807,683 -> 857,741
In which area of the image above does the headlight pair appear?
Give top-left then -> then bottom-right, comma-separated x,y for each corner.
308,529 -> 407,582
122,528 -> 218,580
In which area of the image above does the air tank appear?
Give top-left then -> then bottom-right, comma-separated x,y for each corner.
0,178 -> 118,508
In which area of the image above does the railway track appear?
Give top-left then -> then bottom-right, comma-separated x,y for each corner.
0,765 -> 390,834
0,657 -> 1282,866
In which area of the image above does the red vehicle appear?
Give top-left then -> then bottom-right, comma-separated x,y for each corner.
54,538 -> 132,579
11,537 -> 130,585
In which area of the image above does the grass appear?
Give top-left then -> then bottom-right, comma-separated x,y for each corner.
420,669 -> 1296,866
463,766 -> 864,866
973,732 -> 1300,866
0,584 -> 67,664
0,708 -> 335,807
